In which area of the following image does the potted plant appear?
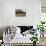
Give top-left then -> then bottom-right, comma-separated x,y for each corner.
31,35 -> 38,46
37,21 -> 45,37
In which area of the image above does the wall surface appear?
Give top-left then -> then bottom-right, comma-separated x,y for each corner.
0,0 -> 41,38
1,0 -> 41,27
0,0 -> 2,25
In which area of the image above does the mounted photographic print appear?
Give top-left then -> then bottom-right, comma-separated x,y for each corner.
15,9 -> 26,17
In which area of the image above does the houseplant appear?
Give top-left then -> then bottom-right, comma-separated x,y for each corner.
37,21 -> 45,37
31,35 -> 38,46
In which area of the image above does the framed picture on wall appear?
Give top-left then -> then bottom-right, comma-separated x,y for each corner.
15,9 -> 26,17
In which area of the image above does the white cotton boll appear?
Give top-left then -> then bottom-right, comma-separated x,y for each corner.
36,29 -> 40,41
33,26 -> 37,29
37,30 -> 40,36
25,30 -> 30,34
34,29 -> 40,39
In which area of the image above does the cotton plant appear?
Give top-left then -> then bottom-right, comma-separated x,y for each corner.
37,21 -> 45,32
31,35 -> 38,41
37,21 -> 46,37
31,35 -> 38,45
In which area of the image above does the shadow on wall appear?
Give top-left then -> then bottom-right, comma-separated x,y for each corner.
0,27 -> 5,40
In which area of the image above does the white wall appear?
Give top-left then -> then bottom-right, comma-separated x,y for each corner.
0,0 -> 2,26
1,0 -> 41,27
